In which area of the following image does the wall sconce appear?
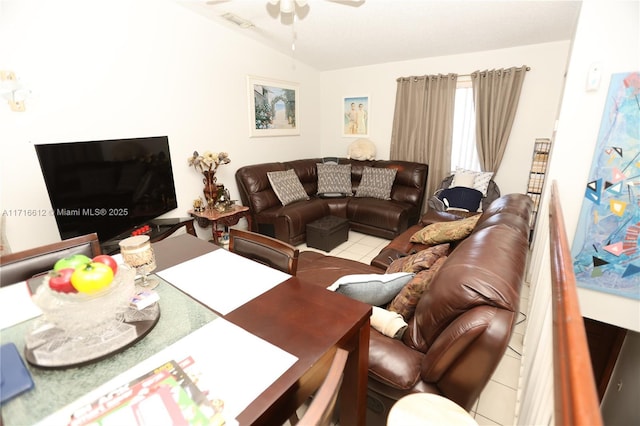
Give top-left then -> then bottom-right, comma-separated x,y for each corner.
0,70 -> 30,112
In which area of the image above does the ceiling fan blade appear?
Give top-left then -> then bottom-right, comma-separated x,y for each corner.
326,0 -> 365,6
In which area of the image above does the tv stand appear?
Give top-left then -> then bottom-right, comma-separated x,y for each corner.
100,217 -> 196,255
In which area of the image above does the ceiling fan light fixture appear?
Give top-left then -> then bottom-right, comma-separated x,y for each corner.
280,0 -> 294,14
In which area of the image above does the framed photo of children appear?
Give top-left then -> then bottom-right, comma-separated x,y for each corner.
343,96 -> 369,137
248,75 -> 300,137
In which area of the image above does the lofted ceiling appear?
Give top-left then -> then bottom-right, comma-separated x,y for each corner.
176,0 -> 582,71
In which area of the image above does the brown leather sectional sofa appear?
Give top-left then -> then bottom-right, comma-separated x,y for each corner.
235,158 -> 428,245
296,193 -> 533,423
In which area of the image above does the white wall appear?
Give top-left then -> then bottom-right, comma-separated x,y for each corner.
601,330 -> 640,424
0,0 -> 322,251
532,0 -> 640,331
319,41 -> 571,196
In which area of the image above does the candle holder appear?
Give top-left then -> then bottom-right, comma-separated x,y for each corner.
119,235 -> 159,289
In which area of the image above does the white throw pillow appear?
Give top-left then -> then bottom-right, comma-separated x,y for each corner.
450,172 -> 476,189
450,167 -> 494,196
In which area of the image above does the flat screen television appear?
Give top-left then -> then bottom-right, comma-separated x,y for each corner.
35,136 -> 178,243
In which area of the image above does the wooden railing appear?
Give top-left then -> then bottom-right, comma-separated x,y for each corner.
549,181 -> 603,425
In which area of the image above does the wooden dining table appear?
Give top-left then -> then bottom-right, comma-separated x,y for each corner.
153,233 -> 372,425
1,233 -> 371,426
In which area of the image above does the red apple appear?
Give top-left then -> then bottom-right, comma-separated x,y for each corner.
48,268 -> 77,293
92,254 -> 118,275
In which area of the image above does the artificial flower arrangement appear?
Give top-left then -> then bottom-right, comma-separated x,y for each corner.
188,151 -> 231,209
187,151 -> 231,174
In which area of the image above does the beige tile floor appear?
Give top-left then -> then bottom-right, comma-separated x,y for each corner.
296,230 -> 526,425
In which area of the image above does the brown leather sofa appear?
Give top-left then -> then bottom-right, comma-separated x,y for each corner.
235,158 -> 428,245
296,194 -> 533,422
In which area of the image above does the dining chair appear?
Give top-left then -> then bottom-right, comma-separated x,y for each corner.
294,347 -> 349,426
0,233 -> 101,287
228,228 -> 299,275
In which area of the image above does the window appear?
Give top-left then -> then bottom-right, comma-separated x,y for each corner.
451,79 -> 481,172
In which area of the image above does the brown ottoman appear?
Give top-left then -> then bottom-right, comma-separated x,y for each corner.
306,216 -> 349,252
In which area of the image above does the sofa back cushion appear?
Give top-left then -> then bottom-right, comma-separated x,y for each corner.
372,161 -> 428,208
282,159 -> 321,196
476,193 -> 532,226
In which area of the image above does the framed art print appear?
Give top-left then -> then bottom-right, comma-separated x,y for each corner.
343,96 -> 369,137
248,76 -> 299,137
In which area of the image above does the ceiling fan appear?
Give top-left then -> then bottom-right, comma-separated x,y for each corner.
205,0 -> 365,12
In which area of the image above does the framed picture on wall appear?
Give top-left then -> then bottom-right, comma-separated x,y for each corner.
248,76 -> 299,137
342,96 -> 369,137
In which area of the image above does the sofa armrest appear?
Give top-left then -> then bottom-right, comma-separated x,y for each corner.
369,328 -> 424,390
420,306 -> 515,409
369,224 -> 429,270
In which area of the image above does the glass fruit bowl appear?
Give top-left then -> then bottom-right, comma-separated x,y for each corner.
32,264 -> 136,334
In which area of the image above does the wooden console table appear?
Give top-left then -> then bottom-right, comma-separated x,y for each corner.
188,205 -> 252,245
100,217 -> 196,255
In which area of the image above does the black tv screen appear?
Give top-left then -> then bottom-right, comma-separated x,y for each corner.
35,136 -> 178,242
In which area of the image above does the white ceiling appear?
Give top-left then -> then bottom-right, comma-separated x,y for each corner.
177,0 -> 582,71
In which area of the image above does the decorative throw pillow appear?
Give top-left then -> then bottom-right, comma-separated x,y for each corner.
437,187 -> 483,212
450,167 -> 494,196
327,272 -> 414,306
472,170 -> 494,196
386,244 -> 450,274
316,163 -> 352,196
388,256 -> 447,320
354,167 -> 397,200
410,214 -> 481,245
450,172 -> 476,189
267,169 -> 309,206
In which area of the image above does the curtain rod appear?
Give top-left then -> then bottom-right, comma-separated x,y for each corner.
461,66 -> 531,78
397,66 -> 531,82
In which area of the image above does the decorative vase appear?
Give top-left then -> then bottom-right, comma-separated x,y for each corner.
203,171 -> 224,209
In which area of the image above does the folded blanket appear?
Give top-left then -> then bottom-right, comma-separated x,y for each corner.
371,306 -> 408,339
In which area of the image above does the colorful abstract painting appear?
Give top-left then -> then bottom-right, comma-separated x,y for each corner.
572,71 -> 640,300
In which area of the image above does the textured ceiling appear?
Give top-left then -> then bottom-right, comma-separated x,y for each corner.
177,0 -> 582,71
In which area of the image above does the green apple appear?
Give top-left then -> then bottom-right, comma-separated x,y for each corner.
71,262 -> 114,293
53,254 -> 92,271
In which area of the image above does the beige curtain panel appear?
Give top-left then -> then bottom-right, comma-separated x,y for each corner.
472,65 -> 529,173
390,73 -> 458,211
